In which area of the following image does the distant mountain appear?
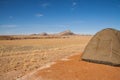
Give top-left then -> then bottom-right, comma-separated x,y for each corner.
30,30 -> 75,36
30,32 -> 48,36
38,32 -> 48,36
58,30 -> 75,36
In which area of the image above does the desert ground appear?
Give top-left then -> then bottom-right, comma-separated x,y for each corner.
0,35 -> 91,80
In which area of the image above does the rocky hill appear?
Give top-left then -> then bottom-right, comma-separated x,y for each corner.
58,30 -> 75,36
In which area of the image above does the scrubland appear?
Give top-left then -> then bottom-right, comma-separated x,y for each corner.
0,35 -> 92,80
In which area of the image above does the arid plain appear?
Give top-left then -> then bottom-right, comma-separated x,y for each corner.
0,35 -> 91,80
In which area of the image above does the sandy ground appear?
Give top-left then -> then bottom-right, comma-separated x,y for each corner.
18,53 -> 120,80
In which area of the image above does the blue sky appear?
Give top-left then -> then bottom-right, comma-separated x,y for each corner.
0,0 -> 120,35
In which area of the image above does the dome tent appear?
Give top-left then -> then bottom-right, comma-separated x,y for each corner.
81,28 -> 120,66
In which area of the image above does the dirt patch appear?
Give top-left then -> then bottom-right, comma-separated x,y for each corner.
19,54 -> 120,80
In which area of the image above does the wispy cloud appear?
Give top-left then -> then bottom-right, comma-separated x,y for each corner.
9,16 -> 13,19
0,24 -> 17,28
60,24 -> 70,27
36,13 -> 43,17
49,24 -> 71,29
72,2 -> 77,6
72,1 -> 77,10
41,3 -> 50,8
118,5 -> 120,8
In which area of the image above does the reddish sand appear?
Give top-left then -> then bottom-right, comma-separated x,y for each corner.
20,53 -> 120,80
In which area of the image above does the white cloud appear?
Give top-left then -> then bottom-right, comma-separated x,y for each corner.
0,24 -> 17,28
36,13 -> 43,17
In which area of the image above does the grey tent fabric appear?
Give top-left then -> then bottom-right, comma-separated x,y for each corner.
81,28 -> 120,66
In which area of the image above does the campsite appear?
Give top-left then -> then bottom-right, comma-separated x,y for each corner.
0,0 -> 120,80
